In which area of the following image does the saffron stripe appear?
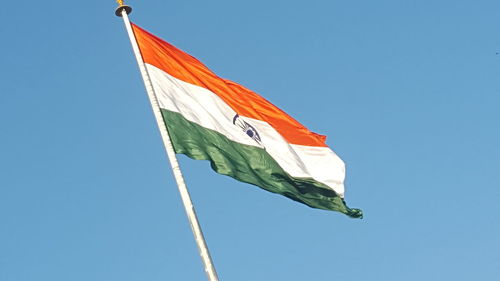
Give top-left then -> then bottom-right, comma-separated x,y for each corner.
132,23 -> 328,147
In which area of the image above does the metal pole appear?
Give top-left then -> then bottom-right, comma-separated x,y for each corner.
115,3 -> 220,281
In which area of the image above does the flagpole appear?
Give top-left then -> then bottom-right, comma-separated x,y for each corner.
115,2 -> 220,281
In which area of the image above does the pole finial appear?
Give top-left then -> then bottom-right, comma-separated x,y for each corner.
115,0 -> 132,17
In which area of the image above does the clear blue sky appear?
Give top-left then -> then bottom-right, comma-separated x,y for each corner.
1,1 -> 499,280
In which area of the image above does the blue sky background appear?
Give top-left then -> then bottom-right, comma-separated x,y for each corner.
1,1 -> 499,280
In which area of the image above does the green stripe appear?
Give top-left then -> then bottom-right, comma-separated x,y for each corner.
161,109 -> 362,218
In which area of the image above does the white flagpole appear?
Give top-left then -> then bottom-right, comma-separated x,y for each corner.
115,2 -> 219,281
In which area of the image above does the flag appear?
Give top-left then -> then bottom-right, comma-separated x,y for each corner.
131,23 -> 362,218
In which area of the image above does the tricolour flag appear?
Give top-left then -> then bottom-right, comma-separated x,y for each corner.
132,23 -> 362,218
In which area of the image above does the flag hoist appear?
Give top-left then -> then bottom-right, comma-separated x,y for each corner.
115,2 -> 220,281
115,0 -> 362,279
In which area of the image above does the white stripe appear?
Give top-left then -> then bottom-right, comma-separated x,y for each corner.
147,64 -> 346,197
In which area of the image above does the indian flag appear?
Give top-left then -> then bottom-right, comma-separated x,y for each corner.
131,23 -> 362,218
